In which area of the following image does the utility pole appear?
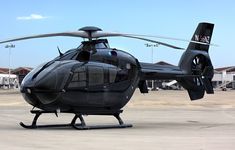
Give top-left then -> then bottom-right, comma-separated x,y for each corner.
5,43 -> 15,89
145,43 -> 158,90
145,43 -> 158,63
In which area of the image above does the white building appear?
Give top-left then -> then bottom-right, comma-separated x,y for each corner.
212,66 -> 235,89
0,73 -> 19,89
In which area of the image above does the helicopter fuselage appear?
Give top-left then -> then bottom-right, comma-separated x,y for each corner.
21,39 -> 140,113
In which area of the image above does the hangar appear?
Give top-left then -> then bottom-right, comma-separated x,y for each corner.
11,67 -> 32,84
146,61 -> 182,90
212,66 -> 235,90
0,68 -> 8,74
0,67 -> 32,88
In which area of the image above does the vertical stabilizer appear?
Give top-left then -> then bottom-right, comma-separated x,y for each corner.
187,23 -> 214,52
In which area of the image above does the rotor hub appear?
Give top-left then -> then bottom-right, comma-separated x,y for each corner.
79,26 -> 102,32
79,26 -> 102,41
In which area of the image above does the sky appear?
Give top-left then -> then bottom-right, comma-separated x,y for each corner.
0,0 -> 234,68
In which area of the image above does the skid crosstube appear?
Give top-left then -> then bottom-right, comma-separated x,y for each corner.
19,110 -> 132,130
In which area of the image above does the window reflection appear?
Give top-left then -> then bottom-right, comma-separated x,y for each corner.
88,66 -> 104,86
68,63 -> 134,89
109,68 -> 117,83
68,67 -> 87,88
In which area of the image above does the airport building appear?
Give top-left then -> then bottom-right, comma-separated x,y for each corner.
0,67 -> 32,89
146,61 -> 182,90
0,67 -> 18,88
0,68 -> 9,74
212,66 -> 235,90
11,67 -> 32,84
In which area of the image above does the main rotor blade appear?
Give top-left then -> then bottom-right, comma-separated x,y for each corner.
124,33 -> 219,47
92,32 -> 218,47
92,32 -> 185,50
0,29 -> 216,49
0,31 -> 89,44
123,35 -> 185,50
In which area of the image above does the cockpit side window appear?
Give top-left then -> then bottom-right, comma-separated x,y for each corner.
88,66 -> 104,86
109,68 -> 117,83
108,62 -> 134,84
68,67 -> 86,88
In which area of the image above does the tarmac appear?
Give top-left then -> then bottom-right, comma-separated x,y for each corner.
0,90 -> 235,150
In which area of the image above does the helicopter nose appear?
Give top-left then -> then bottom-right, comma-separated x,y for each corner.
21,69 -> 62,105
21,61 -> 61,90
20,61 -> 75,106
35,71 -> 58,90
20,67 -> 58,92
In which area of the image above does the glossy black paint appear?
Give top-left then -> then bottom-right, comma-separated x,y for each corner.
21,39 -> 140,113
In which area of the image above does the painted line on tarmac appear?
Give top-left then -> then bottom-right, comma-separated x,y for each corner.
0,102 -> 25,106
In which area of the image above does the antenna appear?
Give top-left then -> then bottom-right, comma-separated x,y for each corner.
57,46 -> 63,57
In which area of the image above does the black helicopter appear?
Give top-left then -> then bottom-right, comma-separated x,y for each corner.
0,22 -> 215,129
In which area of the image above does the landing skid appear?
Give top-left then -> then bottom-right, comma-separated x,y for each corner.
20,110 -> 132,130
